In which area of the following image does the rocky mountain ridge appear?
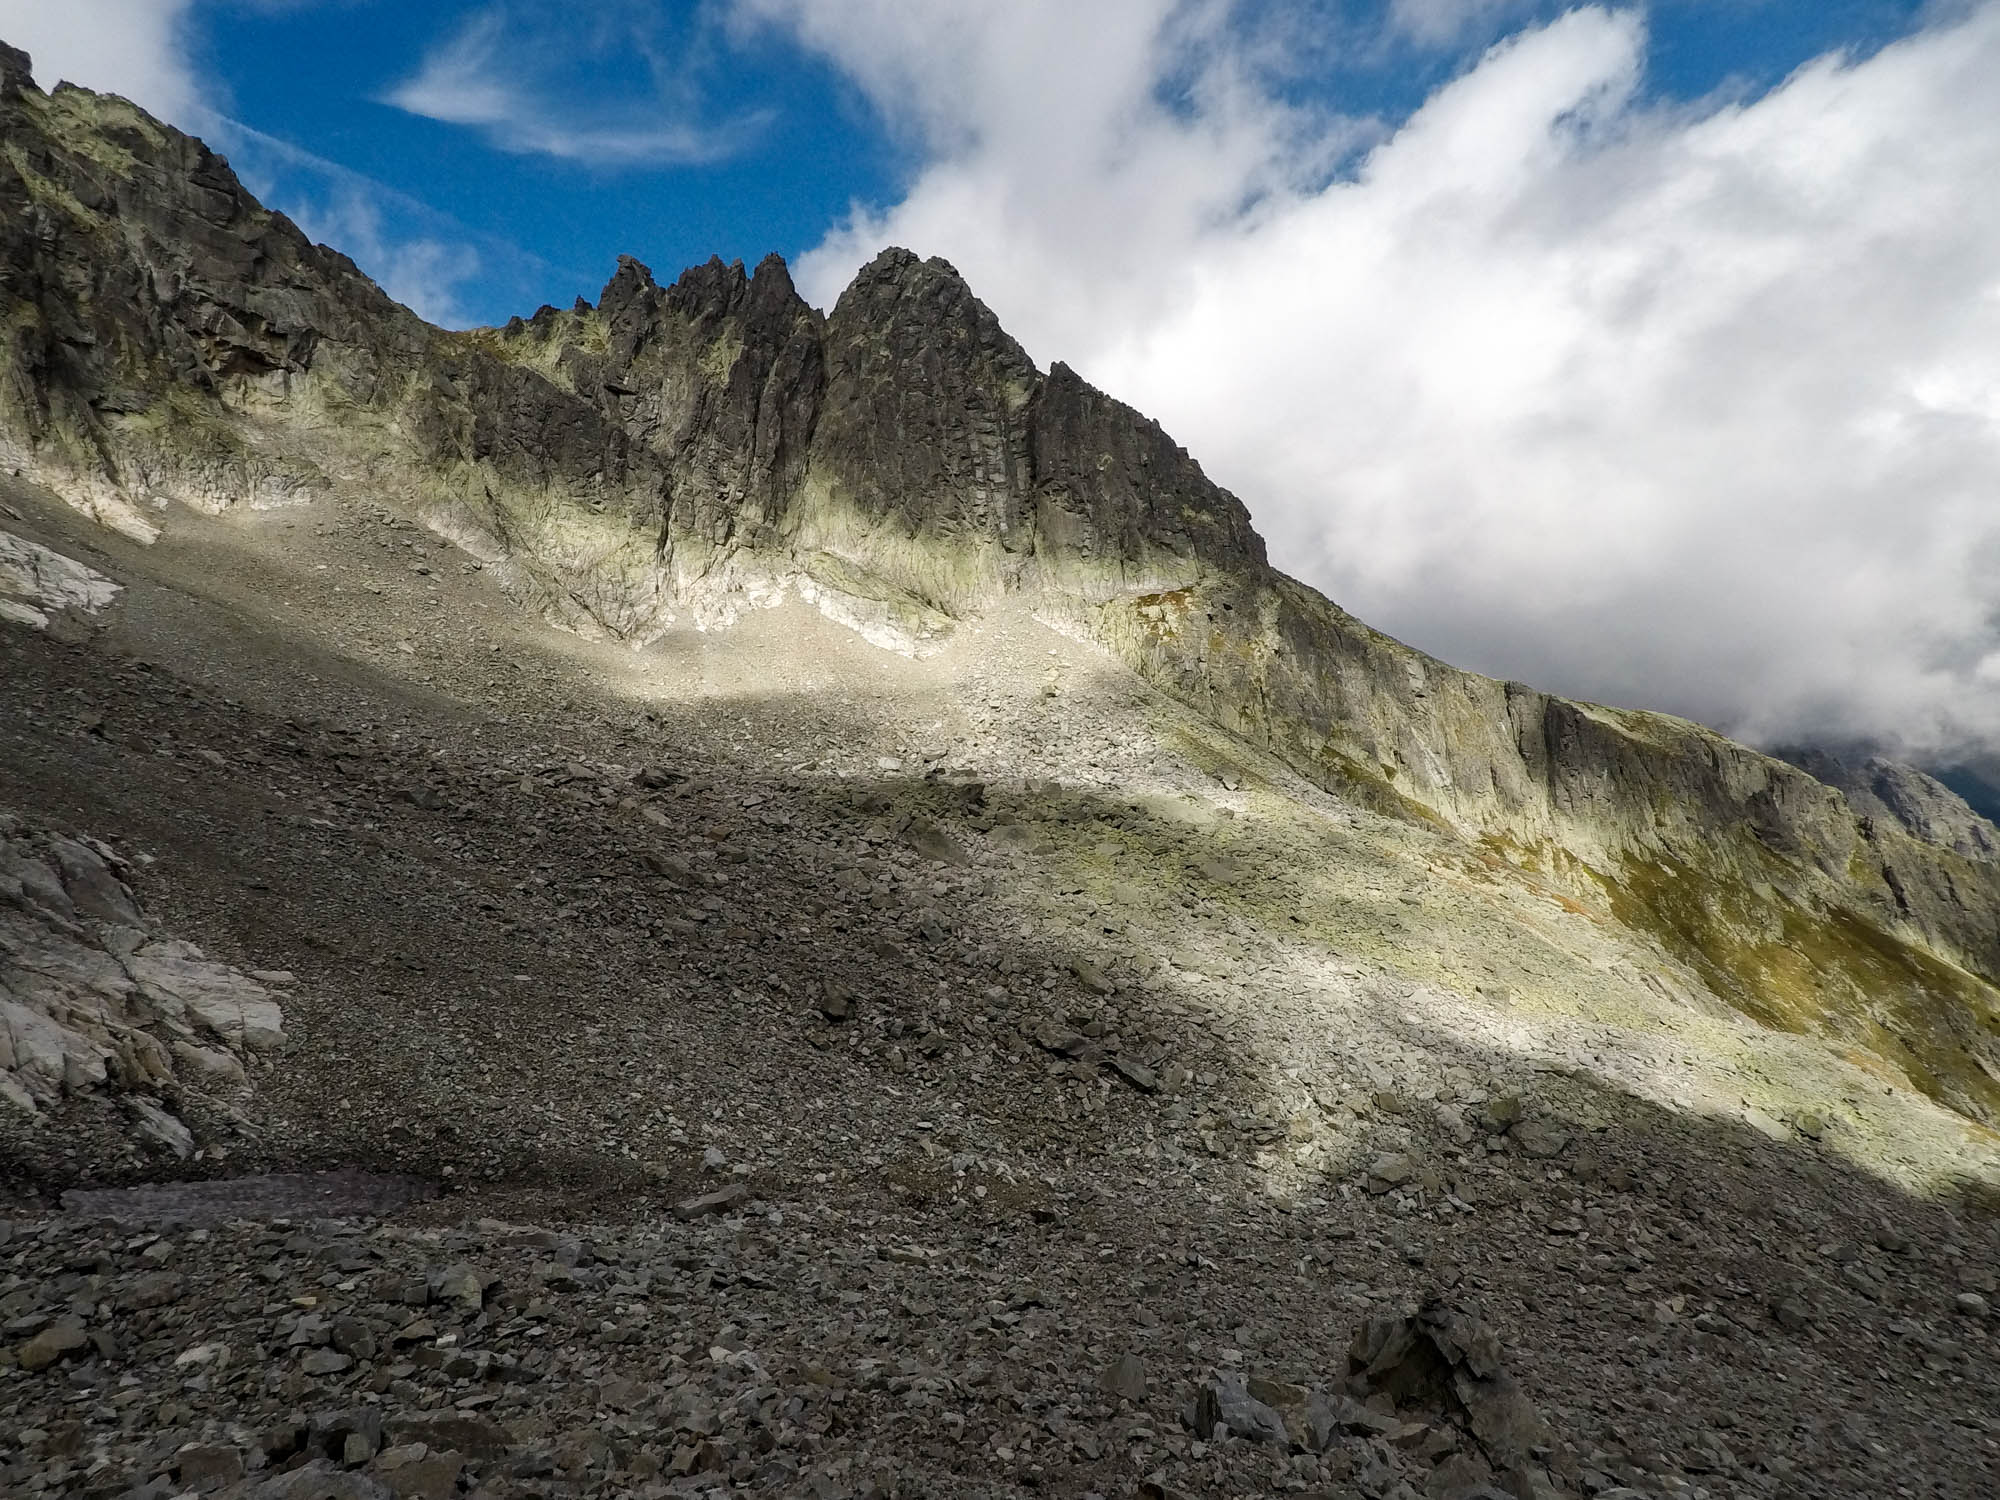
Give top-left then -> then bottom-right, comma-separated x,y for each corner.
3,42 -> 2000,1126
1776,746 -> 2000,864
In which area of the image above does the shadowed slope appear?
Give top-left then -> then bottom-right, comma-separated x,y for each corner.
2,41 -> 1999,1125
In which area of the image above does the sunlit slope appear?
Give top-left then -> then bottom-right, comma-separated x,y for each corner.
3,40 -> 1997,1125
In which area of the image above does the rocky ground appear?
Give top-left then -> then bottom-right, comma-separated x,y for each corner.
3,477 -> 2000,1498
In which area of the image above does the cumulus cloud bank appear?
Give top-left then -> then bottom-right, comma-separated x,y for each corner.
754,0 -> 2000,756
0,0 -> 201,120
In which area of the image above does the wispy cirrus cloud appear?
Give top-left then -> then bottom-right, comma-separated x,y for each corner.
384,4 -> 771,166
1388,0 -> 1532,48
291,193 -> 485,328
205,118 -> 500,328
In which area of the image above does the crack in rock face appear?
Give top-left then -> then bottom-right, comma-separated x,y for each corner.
0,529 -> 120,630
0,814 -> 284,1150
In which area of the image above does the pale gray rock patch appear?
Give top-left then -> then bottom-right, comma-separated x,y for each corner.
0,528 -> 119,629
0,818 -> 286,1160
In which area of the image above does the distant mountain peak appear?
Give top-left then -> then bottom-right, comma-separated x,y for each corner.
1777,745 -> 2000,862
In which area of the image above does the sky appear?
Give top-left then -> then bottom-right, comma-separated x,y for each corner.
3,1 -> 1998,762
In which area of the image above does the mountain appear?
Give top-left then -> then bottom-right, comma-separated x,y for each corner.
4,45 -> 2000,1499
1934,759 -> 2000,829
5,42 -> 1997,1128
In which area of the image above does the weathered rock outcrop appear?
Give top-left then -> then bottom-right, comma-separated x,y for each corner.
0,44 -> 430,541
0,525 -> 119,628
4,45 -> 2000,1122
0,813 -> 286,1151
1348,1298 -> 1581,1500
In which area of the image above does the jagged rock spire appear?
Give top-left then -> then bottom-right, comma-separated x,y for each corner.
0,42 -> 35,102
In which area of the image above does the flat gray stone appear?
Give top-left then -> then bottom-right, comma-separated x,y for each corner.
674,1182 -> 750,1220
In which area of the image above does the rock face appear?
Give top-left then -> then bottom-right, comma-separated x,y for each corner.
0,45 -> 429,544
0,812 -> 284,1145
5,44 -> 2000,1120
0,525 -> 119,628
1779,746 -> 2000,863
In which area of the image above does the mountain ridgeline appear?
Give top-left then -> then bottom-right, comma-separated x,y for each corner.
5,44 -> 2000,1124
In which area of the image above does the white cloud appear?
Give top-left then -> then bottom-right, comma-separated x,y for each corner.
290,193 -> 483,328
745,0 -> 1359,365
0,0 -> 202,123
1389,0 -> 1527,48
385,5 -> 770,165
756,0 -> 2000,757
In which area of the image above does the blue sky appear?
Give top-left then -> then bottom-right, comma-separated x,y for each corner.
7,0 -> 1936,328
195,1 -> 897,322
5,2 -> 1999,760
